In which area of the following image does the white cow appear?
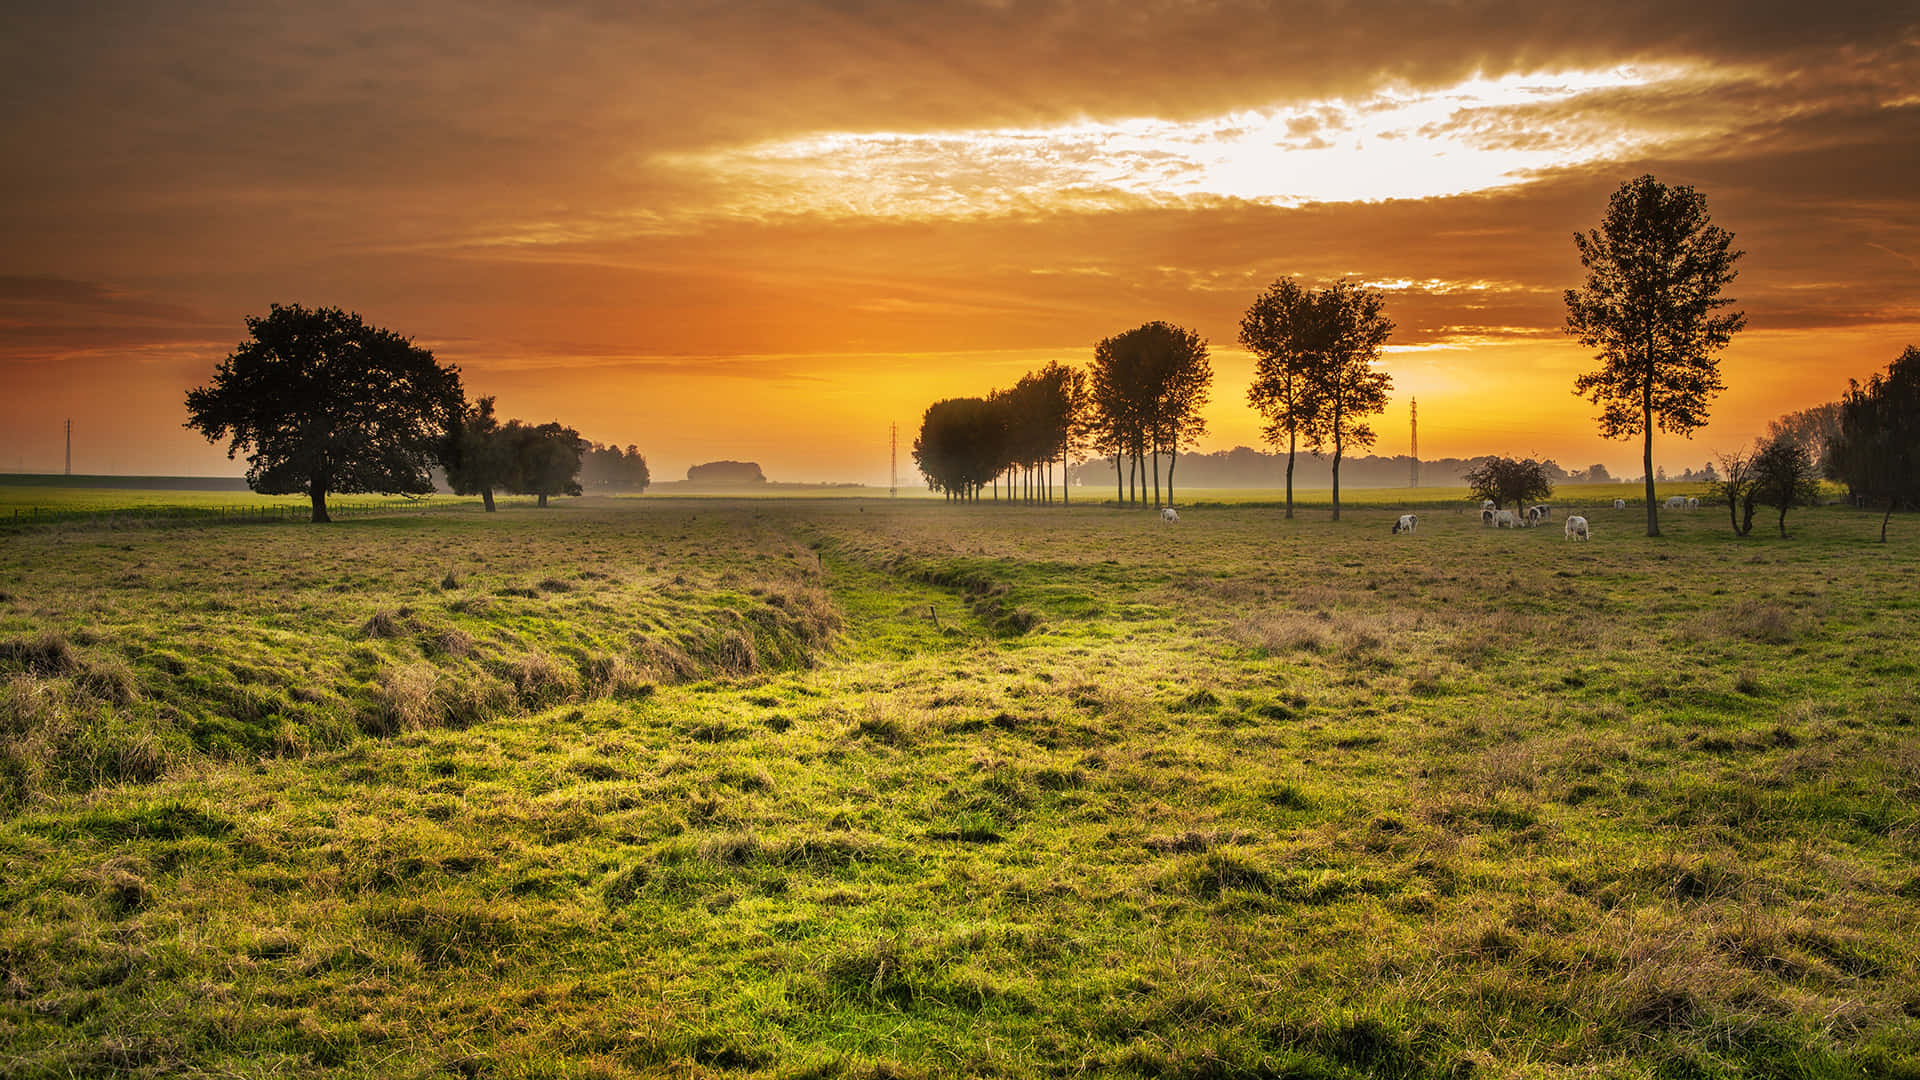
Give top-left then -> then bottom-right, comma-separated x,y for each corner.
1664,495 -> 1687,510
1613,499 -> 1626,510
1686,496 -> 1700,509
1160,507 -> 1180,523
1481,508 -> 1496,527
1480,499 -> 1495,510
1494,509 -> 1518,529
1525,504 -> 1550,526
1392,513 -> 1418,534
1565,515 -> 1590,541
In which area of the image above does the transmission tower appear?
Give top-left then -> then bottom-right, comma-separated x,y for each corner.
1408,398 -> 1419,488
65,418 -> 72,476
889,422 -> 897,498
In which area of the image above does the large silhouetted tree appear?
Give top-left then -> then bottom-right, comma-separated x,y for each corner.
1243,278 -> 1324,519
442,396 -> 512,512
503,421 -> 586,508
1826,345 -> 1920,541
185,304 -> 464,522
1299,282 -> 1393,520
1566,175 -> 1745,537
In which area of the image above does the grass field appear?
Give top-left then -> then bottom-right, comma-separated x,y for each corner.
2,490 -> 1916,1078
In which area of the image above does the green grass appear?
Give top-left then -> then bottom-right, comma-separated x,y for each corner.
1,495 -> 1916,1077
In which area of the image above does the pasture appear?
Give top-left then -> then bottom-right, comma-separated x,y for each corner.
1,492 -> 1916,1078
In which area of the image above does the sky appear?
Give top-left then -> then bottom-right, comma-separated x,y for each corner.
2,1 -> 1917,485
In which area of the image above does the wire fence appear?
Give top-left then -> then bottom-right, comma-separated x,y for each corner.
2,500 -> 425,533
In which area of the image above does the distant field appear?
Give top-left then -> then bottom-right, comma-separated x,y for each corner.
1,498 -> 1914,1077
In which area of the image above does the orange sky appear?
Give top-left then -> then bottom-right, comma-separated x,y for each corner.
3,2 -> 1917,484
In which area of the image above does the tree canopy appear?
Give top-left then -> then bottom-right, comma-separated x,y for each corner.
1566,174 -> 1745,537
184,304 -> 464,522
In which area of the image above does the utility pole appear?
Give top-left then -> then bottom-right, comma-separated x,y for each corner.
1408,397 -> 1419,488
889,422 -> 897,498
65,418 -> 72,476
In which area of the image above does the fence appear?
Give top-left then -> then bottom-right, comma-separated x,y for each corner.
3,501 -> 415,532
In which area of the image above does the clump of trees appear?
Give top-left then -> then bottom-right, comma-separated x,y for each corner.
1463,457 -> 1555,512
1090,323 -> 1211,507
911,361 -> 1094,504
443,402 -> 590,510
1243,280 -> 1394,521
1566,174 -> 1745,537
1825,345 -> 1920,541
687,461 -> 766,485
580,443 -> 651,492
186,304 -> 467,523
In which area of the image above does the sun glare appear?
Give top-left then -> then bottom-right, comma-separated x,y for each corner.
664,66 -> 1709,220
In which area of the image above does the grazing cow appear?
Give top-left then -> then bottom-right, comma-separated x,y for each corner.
1481,508 -> 1496,527
1525,504 -> 1550,525
1686,496 -> 1700,509
1664,495 -> 1687,509
1392,513 -> 1418,534
1613,499 -> 1626,510
1160,507 -> 1180,523
1565,515 -> 1590,541
1494,509 -> 1518,529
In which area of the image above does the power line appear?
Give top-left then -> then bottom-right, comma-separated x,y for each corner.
65,418 -> 72,476
889,422 -> 897,498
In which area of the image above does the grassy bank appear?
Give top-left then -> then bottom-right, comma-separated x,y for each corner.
1,498 -> 1915,1077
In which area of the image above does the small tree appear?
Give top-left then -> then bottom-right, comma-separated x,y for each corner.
442,396 -> 512,512
1826,345 -> 1920,542
1463,457 -> 1555,513
1706,447 -> 1758,536
1749,434 -> 1820,537
503,421 -> 585,508
1566,175 -> 1745,537
185,304 -> 464,522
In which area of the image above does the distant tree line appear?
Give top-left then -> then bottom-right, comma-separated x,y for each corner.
186,304 -> 648,521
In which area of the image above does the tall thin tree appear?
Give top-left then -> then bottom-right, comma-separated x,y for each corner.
1300,282 -> 1394,521
1242,278 -> 1323,520
1566,174 -> 1745,537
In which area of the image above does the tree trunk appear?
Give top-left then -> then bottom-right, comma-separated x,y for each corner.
1151,449 -> 1161,509
1168,447 -> 1177,507
1883,497 -> 1895,543
1114,453 -> 1123,505
1285,431 -> 1296,520
309,484 -> 331,524
1331,436 -> 1343,521
1643,373 -> 1660,537
1740,495 -> 1756,536
537,492 -> 549,508
1778,505 -> 1789,537
481,488 -> 496,513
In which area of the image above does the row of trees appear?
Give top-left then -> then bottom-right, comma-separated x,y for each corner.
912,362 -> 1088,502
186,304 -> 646,521
914,288 -> 1400,518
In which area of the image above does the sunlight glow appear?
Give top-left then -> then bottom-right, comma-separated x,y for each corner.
663,66 -> 1714,220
